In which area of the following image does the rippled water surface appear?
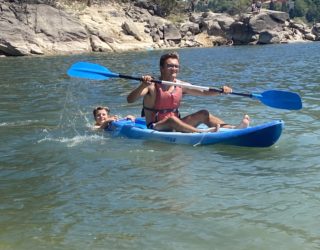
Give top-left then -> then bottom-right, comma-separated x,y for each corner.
1,43 -> 320,250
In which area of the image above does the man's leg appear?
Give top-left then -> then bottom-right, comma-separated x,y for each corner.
153,116 -> 218,133
182,110 -> 250,129
181,109 -> 225,127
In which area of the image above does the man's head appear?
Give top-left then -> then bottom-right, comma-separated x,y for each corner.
159,52 -> 180,81
159,52 -> 180,68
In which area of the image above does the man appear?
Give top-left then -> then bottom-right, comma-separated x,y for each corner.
256,0 -> 262,13
127,52 -> 249,133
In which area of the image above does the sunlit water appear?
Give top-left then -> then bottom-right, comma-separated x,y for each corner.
1,43 -> 319,250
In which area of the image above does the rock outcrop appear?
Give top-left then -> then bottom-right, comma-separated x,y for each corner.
0,1 -> 319,57
0,3 -> 90,56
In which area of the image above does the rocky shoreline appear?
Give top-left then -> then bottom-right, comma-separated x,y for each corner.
1,1 -> 320,57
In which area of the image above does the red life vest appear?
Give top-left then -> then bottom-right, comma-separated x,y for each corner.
143,83 -> 182,122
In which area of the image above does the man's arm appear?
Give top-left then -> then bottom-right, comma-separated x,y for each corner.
127,83 -> 149,103
182,86 -> 232,96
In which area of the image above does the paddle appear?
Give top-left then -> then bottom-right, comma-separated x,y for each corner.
67,61 -> 302,110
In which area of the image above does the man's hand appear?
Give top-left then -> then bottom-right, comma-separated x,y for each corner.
141,75 -> 153,87
221,86 -> 232,94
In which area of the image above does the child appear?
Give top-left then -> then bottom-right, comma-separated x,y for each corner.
93,106 -> 135,129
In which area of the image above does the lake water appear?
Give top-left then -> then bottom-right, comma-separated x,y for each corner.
1,43 -> 320,250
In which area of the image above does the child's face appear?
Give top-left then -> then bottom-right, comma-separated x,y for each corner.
95,109 -> 109,125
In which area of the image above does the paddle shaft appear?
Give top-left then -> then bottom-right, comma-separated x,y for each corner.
119,73 -> 252,97
68,62 -> 253,97
118,73 -> 214,90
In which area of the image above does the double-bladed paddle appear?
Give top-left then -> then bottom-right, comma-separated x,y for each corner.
67,61 -> 302,110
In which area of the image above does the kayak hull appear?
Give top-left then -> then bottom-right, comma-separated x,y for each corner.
107,118 -> 284,147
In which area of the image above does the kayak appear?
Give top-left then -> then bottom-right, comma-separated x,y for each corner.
106,118 -> 284,147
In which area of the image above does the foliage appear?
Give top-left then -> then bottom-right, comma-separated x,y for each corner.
288,0 -> 320,22
305,0 -> 320,22
222,0 -> 251,15
168,0 -> 320,22
207,0 -> 251,14
291,0 -> 308,17
152,0 -> 180,16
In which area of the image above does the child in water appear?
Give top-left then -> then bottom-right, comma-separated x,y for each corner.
93,106 -> 135,129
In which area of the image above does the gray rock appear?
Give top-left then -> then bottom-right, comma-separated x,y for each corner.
180,22 -> 200,36
122,20 -> 143,41
0,3 -> 89,56
258,30 -> 281,44
164,24 -> 181,41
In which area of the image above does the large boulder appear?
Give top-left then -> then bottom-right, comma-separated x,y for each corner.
200,12 -> 235,36
0,4 -> 42,56
122,20 -> 143,41
249,11 -> 289,33
90,35 -> 113,52
163,23 -> 181,42
0,3 -> 90,56
230,21 -> 256,45
180,22 -> 200,36
258,30 -> 281,44
229,10 -> 290,45
202,12 -> 235,31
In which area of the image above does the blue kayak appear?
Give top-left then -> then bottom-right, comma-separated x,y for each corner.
106,118 -> 284,147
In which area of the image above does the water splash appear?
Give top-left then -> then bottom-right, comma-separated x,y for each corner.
38,134 -> 109,147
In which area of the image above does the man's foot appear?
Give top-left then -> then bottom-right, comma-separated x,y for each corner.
235,114 -> 250,129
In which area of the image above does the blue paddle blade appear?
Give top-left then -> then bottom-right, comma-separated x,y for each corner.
252,90 -> 302,110
67,62 -> 119,80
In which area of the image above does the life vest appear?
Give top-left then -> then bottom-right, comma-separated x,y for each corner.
142,83 -> 182,122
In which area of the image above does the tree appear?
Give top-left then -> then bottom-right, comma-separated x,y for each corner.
306,2 -> 320,22
281,1 -> 288,12
153,0 -> 179,16
269,0 -> 276,10
291,0 -> 309,17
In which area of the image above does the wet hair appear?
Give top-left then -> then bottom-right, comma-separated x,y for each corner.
159,52 -> 180,68
93,106 -> 110,118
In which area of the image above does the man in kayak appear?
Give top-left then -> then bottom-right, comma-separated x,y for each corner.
127,52 -> 250,133
93,106 -> 135,129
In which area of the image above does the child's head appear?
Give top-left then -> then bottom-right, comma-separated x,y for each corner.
93,106 -> 110,124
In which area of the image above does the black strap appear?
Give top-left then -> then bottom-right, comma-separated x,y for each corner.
143,106 -> 179,114
141,100 -> 179,117
142,106 -> 179,118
